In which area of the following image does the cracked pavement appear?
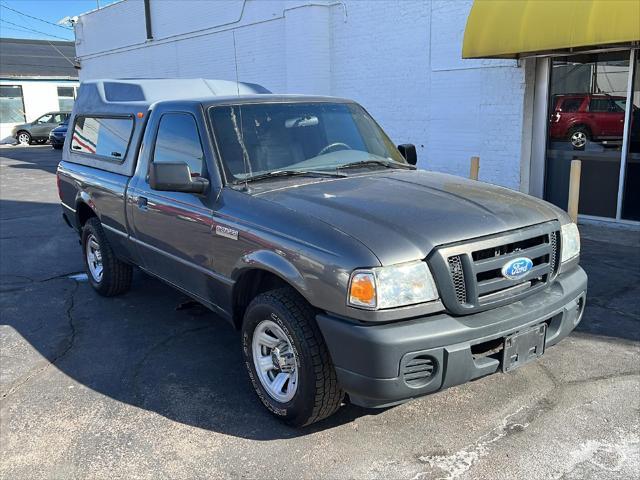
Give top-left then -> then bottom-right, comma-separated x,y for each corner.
1,146 -> 639,479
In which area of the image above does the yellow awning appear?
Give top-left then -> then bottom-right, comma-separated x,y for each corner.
462,0 -> 640,59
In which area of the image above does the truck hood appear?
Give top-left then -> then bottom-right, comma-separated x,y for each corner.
256,170 -> 562,265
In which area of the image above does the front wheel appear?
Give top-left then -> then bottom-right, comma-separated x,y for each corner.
242,288 -> 344,426
81,217 -> 132,296
16,131 -> 31,145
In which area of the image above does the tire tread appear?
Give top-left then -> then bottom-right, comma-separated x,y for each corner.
83,217 -> 132,296
248,287 -> 344,426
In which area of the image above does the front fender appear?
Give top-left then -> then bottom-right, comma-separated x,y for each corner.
232,249 -> 309,299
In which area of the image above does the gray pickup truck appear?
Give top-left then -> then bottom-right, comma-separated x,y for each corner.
57,79 -> 587,426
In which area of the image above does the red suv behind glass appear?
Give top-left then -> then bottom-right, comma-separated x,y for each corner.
549,94 -> 627,149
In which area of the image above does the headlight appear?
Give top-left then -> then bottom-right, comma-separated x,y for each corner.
348,261 -> 439,310
560,222 -> 580,263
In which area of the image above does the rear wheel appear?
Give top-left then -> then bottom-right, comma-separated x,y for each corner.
16,131 -> 31,145
242,287 -> 343,426
81,217 -> 132,296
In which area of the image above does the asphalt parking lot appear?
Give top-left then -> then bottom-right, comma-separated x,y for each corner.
1,145 -> 639,479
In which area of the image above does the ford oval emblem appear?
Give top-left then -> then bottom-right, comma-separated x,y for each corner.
501,257 -> 533,280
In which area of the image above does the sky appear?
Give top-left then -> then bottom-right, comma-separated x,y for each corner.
0,0 -> 119,42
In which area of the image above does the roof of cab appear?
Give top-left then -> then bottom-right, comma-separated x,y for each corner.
168,94 -> 357,108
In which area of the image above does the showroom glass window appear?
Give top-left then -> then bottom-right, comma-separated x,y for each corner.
544,52 -> 631,219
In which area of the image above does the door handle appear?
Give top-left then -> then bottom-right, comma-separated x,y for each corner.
137,196 -> 148,210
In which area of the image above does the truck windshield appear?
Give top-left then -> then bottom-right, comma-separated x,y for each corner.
208,102 -> 408,182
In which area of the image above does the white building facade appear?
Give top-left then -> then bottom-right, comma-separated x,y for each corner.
0,39 -> 79,140
74,0 -> 640,223
0,80 -> 78,140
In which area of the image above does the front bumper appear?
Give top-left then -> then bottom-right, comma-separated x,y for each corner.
316,266 -> 587,408
549,123 -> 565,139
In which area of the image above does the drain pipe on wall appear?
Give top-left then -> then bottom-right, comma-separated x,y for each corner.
144,0 -> 153,40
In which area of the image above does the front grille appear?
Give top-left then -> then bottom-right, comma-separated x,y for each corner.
448,255 -> 467,304
472,234 -> 547,262
549,231 -> 559,277
429,222 -> 561,315
402,355 -> 436,387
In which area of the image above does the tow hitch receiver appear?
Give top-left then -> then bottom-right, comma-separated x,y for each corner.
502,323 -> 546,373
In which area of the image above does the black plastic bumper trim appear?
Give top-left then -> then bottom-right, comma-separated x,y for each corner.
316,267 -> 587,408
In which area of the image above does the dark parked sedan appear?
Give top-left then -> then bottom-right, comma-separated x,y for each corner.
49,120 -> 68,150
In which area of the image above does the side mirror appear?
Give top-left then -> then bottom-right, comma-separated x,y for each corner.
148,162 -> 209,194
397,144 -> 417,166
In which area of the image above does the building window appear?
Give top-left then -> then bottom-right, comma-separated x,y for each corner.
71,116 -> 133,161
58,86 -> 76,112
0,85 -> 26,123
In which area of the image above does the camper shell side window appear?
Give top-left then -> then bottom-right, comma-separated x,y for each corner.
70,115 -> 135,163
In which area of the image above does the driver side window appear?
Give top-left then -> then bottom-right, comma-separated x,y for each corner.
153,113 -> 206,177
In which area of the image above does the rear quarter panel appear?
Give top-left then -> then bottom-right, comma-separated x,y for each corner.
57,160 -> 138,263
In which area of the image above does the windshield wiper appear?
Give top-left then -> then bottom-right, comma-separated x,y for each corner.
237,169 -> 346,184
336,159 -> 416,171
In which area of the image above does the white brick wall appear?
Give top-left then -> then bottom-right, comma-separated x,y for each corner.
75,0 -> 531,190
329,0 -> 431,163
427,1 -> 526,189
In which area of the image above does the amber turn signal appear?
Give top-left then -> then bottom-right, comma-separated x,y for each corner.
349,272 -> 376,308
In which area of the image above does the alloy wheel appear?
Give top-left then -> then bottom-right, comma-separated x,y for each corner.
86,233 -> 104,282
251,319 -> 299,403
570,131 -> 587,148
